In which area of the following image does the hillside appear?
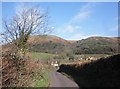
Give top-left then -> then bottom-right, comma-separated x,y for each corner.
28,35 -> 70,44
72,36 -> 119,54
28,35 -> 119,54
2,35 -> 119,54
28,35 -> 71,54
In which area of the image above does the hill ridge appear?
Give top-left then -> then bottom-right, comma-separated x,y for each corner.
2,35 -> 119,54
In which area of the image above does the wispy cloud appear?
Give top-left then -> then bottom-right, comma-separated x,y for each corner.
66,33 -> 100,40
60,3 -> 95,30
70,3 -> 95,24
63,25 -> 74,33
56,3 -> 96,40
63,25 -> 82,33
57,25 -> 82,34
66,33 -> 84,40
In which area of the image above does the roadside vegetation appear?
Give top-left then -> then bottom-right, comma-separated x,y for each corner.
2,50 -> 54,87
28,52 -> 57,87
1,6 -> 51,87
31,66 -> 52,87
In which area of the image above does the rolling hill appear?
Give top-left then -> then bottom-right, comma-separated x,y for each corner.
28,35 -> 119,55
2,35 -> 120,55
28,35 -> 71,54
72,36 -> 119,54
27,35 -> 70,44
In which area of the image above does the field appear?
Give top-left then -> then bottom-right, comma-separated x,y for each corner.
29,52 -> 58,62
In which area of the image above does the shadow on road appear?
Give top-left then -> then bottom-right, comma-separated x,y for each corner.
57,54 -> 120,89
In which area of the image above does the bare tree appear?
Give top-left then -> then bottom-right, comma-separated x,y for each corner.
1,7 -> 51,55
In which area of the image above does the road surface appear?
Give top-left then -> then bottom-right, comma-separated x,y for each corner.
49,70 -> 79,88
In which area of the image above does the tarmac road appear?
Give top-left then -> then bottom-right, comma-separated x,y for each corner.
49,70 -> 79,88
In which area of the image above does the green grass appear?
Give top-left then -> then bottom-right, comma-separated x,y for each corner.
34,69 -> 50,87
29,52 -> 56,87
29,52 -> 57,61
31,67 -> 53,87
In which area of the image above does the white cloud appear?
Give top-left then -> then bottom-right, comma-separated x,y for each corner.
68,34 -> 84,40
64,25 -> 74,33
70,3 -> 95,24
73,11 -> 90,22
56,3 -> 96,36
57,25 -> 82,34
66,33 -> 99,40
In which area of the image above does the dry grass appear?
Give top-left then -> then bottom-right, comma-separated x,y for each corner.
28,35 -> 70,44
2,50 -> 46,87
2,51 -> 31,87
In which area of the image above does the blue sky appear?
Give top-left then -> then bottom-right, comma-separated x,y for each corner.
1,2 -> 118,40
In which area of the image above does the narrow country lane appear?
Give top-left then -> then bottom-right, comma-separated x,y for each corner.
49,70 -> 79,88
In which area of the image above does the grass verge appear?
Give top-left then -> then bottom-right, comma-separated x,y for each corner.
32,67 -> 52,87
